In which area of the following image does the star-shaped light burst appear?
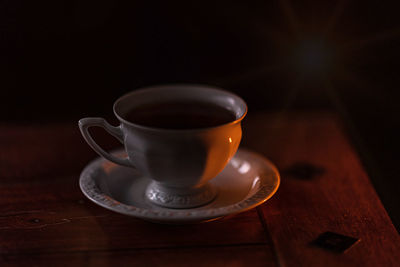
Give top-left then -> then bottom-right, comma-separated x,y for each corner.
291,37 -> 334,77
217,0 -> 399,112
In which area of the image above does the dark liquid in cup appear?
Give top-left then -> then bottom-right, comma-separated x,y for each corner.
124,102 -> 236,129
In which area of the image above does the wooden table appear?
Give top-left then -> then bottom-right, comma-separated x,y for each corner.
1,112 -> 399,266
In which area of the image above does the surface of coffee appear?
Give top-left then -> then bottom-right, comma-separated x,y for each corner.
124,102 -> 236,129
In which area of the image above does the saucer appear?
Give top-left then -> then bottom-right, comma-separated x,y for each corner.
79,148 -> 280,224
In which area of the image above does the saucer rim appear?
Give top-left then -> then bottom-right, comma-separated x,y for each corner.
79,148 -> 280,223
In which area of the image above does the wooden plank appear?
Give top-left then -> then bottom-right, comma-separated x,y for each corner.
2,113 -> 398,266
0,124 -> 271,257
1,245 -> 276,267
0,202 -> 268,254
0,123 -> 116,181
243,112 -> 400,267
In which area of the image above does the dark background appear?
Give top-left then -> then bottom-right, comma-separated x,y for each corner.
1,1 -> 399,229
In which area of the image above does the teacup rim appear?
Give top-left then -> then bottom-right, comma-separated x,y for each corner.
113,84 -> 247,133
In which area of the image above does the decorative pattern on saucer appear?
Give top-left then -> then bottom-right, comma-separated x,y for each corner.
79,148 -> 280,224
145,182 -> 217,209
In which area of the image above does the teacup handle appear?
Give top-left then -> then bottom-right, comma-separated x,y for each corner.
78,117 -> 133,167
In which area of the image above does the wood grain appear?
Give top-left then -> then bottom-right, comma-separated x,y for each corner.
1,245 -> 275,267
243,112 -> 400,267
0,172 -> 268,254
0,122 -> 273,265
1,113 -> 399,266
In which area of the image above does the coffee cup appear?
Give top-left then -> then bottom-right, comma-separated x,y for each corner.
79,84 -> 247,208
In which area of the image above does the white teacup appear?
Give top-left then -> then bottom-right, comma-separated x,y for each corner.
79,84 -> 247,208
